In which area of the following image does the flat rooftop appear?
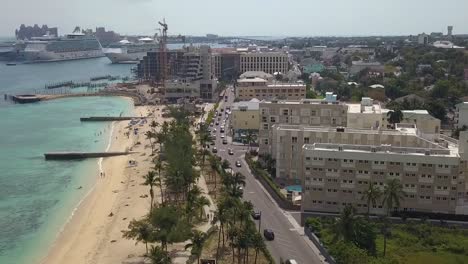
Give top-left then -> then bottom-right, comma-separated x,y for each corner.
232,101 -> 259,110
347,103 -> 382,114
274,124 -> 419,137
303,143 -> 456,158
260,98 -> 345,105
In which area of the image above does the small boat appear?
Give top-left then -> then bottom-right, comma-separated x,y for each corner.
6,63 -> 17,66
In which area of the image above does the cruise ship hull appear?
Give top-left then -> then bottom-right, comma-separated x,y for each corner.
104,50 -> 148,64
23,50 -> 104,63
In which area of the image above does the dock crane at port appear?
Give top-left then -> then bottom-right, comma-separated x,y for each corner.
157,19 -> 168,95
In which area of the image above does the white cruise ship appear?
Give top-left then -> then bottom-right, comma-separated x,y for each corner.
103,38 -> 158,64
22,32 -> 103,62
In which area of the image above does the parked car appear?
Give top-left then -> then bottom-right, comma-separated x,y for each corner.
215,122 -> 219,126
222,139 -> 228,144
220,134 -> 225,138
252,212 -> 261,220
228,149 -> 234,155
212,147 -> 218,153
263,229 -> 275,241
235,160 -> 241,167
220,128 -> 225,133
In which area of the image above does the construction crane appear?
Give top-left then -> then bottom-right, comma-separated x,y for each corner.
158,19 -> 168,95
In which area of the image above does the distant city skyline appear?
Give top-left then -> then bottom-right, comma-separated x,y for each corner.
2,0 -> 468,37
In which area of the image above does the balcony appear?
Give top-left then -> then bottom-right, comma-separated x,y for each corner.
340,183 -> 355,189
436,167 -> 451,174
356,173 -> 371,180
325,171 -> 340,178
434,190 -> 450,196
404,165 -> 419,172
341,162 -> 355,168
418,177 -> 434,184
403,188 -> 417,193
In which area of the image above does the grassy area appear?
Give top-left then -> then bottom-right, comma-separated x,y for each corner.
309,217 -> 468,264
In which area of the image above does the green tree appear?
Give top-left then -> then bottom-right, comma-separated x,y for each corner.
143,170 -> 158,212
150,205 -> 192,252
145,130 -> 155,155
185,230 -> 207,264
147,245 -> 171,264
386,109 -> 403,127
122,219 -> 153,254
361,182 -> 382,217
382,179 -> 404,256
251,233 -> 265,264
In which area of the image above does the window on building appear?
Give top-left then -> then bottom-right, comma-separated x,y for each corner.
304,137 -> 310,144
292,137 -> 298,143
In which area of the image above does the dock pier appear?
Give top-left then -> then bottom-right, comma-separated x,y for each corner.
44,151 -> 136,160
80,116 -> 143,122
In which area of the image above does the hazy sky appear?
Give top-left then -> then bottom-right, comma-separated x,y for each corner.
2,0 -> 468,37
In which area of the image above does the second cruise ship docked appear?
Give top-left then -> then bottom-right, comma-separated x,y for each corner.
103,38 -> 159,64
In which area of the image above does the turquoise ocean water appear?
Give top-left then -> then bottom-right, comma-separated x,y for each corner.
0,57 -> 134,264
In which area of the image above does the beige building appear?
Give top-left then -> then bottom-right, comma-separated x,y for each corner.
236,78 -> 306,101
259,98 -> 348,155
269,124 -> 438,184
231,99 -> 260,139
455,102 -> 468,129
302,131 -> 468,215
347,98 -> 441,136
240,52 -> 289,74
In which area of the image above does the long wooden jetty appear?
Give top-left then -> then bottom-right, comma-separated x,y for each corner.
80,116 -> 143,121
44,151 -> 136,160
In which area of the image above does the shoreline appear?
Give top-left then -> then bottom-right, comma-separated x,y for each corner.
41,105 -> 157,264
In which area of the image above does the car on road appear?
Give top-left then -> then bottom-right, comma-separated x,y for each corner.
212,147 -> 218,153
210,141 -> 215,145
263,229 -> 275,241
220,134 -> 225,138
212,128 -> 216,132
220,128 -> 225,133
252,212 -> 261,220
228,149 -> 234,155
285,259 -> 298,264
215,122 -> 219,125
218,113 -> 222,116
235,160 -> 241,167
222,139 -> 228,144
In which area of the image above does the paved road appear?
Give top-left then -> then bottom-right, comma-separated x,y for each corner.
208,87 -> 325,264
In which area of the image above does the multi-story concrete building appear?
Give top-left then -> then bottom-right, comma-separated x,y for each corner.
455,102 -> 468,129
269,124 -> 438,184
235,78 -> 306,101
239,52 -> 289,75
231,99 -> 260,141
301,130 -> 468,215
347,98 -> 441,135
259,97 -> 348,155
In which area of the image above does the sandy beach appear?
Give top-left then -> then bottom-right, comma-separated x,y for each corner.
41,105 -> 163,264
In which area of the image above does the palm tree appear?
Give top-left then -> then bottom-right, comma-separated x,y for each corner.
148,245 -> 171,264
332,204 -> 357,242
154,158 -> 165,204
209,155 -> 220,189
150,120 -> 159,133
145,131 -> 155,155
251,233 -> 265,264
382,179 -> 404,256
361,182 -> 382,217
122,219 -> 153,255
382,179 -> 404,216
195,196 -> 211,219
244,131 -> 255,151
387,109 -> 403,128
143,171 -> 158,212
185,230 -> 207,264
